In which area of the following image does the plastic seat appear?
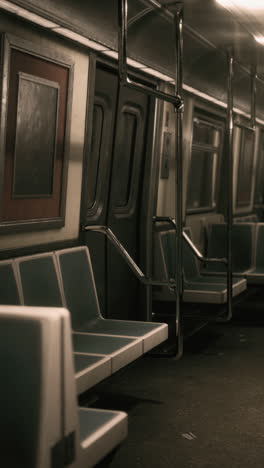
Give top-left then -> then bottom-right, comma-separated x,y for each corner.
73,332 -> 142,373
205,223 -> 255,274
55,246 -> 168,353
74,353 -> 111,395
0,259 -> 21,305
15,252 -> 142,391
0,305 -> 127,468
183,227 -> 247,296
246,223 -> 264,284
154,228 -> 246,304
183,281 -> 235,304
0,305 -> 64,468
61,306 -> 128,468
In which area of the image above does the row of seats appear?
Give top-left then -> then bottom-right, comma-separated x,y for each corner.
185,213 -> 258,256
153,225 -> 247,304
0,246 -> 168,394
0,305 -> 128,468
206,222 -> 264,284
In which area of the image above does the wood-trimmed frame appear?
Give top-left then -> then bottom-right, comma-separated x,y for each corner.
0,33 -> 74,233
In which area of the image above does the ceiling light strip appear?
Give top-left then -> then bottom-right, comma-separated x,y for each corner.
0,1 -> 264,125
183,83 -> 264,125
216,0 -> 264,10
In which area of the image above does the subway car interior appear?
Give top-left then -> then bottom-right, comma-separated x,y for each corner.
1,0 -> 264,466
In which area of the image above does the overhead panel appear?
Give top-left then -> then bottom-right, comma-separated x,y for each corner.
10,0 -> 118,48
9,0 -> 264,117
182,0 -> 237,51
183,27 -> 227,104
127,6 -> 176,77
182,0 -> 255,71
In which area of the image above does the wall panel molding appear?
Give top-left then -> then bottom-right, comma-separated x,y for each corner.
0,33 -> 74,233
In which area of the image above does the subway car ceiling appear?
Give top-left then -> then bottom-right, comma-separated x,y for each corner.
3,0 -> 264,118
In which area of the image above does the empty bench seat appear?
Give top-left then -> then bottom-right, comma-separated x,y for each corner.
205,223 -> 255,275
74,353 -> 111,395
182,282 -> 240,304
73,332 -> 142,373
0,305 -> 127,468
0,256 -> 112,393
246,223 -> 264,284
55,246 -> 168,353
153,227 -> 246,304
183,227 -> 247,298
14,252 -> 142,390
0,260 -> 21,304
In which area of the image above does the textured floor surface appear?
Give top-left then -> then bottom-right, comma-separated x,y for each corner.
88,323 -> 264,468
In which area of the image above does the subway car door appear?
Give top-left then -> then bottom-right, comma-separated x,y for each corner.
82,62 -> 155,320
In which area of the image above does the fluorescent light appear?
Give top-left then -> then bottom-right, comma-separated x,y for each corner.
216,0 -> 264,9
18,10 -> 59,28
102,50 -> 118,59
0,0 -> 20,13
216,0 -> 231,6
141,67 -> 173,81
53,28 -> 107,51
127,57 -> 147,69
254,36 -> 264,44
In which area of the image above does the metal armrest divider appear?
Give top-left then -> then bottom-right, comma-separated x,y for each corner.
83,225 -> 176,289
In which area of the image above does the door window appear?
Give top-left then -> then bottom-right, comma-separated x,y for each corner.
187,115 -> 223,212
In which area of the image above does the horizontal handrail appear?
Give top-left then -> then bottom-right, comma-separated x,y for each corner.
139,0 -> 174,20
83,225 -> 176,288
233,121 -> 256,132
118,0 -> 183,109
153,216 -> 227,265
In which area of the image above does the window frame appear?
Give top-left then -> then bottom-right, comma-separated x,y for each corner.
186,111 -> 224,215
233,118 -> 256,215
254,127 -> 264,208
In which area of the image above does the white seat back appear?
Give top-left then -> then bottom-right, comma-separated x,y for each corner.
0,305 -> 78,468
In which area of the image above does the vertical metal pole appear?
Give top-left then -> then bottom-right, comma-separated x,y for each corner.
118,0 -> 184,352
226,49 -> 234,321
118,0 -> 127,83
174,6 -> 184,358
145,98 -> 160,321
251,64 -> 257,130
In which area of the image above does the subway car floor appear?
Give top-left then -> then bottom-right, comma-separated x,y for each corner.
81,304 -> 264,468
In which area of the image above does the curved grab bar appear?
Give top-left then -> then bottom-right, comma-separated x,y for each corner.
83,225 -> 176,288
153,216 -> 227,265
153,215 -> 232,322
118,0 -> 183,109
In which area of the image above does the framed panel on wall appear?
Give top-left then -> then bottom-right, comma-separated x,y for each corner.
0,34 -> 73,233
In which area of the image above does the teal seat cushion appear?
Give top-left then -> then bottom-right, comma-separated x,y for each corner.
73,333 -> 137,354
79,318 -> 165,337
0,317 -> 41,468
79,408 -> 122,443
57,249 -> 100,330
0,263 -> 20,305
19,256 -> 62,307
74,354 -> 106,373
206,224 -> 253,273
